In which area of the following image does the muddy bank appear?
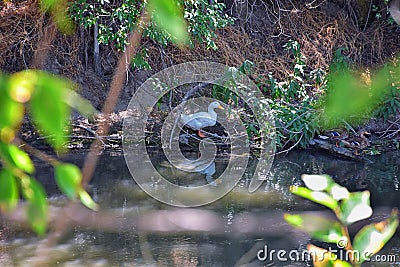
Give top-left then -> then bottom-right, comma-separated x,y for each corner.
18,108 -> 400,163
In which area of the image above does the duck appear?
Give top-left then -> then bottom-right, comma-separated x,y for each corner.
318,131 -> 349,146
341,131 -> 371,155
180,101 -> 224,138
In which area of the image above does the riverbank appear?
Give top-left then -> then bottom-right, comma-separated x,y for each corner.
19,108 -> 400,162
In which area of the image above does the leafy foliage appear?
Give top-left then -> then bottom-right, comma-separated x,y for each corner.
147,0 -> 188,44
21,176 -> 48,235
258,40 -> 321,149
13,71 -> 72,150
0,170 -> 18,212
0,71 -> 98,235
69,0 -> 234,51
321,64 -> 393,129
55,163 -> 83,199
40,0 -> 75,33
320,48 -> 400,128
373,0 -> 395,24
285,174 -> 398,266
259,42 -> 400,150
374,81 -> 400,121
1,0 -> 192,236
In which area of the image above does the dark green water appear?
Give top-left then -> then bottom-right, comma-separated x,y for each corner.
1,150 -> 399,266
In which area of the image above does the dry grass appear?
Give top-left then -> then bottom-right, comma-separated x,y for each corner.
2,0 -> 400,82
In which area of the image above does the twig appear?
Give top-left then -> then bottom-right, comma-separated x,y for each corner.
306,0 -> 327,9
71,124 -> 105,146
14,138 -> 59,166
274,132 -> 304,155
384,119 -> 400,138
93,22 -> 102,76
341,120 -> 357,134
362,0 -> 372,32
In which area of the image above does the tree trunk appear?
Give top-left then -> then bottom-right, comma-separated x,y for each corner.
93,22 -> 102,76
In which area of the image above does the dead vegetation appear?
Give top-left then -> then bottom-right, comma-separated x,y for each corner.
1,0 -> 400,96
155,1 -> 400,81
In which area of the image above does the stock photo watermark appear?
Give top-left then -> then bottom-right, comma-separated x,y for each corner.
257,240 -> 398,263
122,61 -> 276,207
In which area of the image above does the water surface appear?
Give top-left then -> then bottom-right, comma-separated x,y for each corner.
1,150 -> 399,266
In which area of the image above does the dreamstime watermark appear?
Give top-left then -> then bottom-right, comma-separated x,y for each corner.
256,240 -> 398,263
122,61 -> 276,207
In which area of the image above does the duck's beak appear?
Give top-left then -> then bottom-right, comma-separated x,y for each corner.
217,104 -> 224,110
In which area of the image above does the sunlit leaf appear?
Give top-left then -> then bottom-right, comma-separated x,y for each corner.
28,71 -> 71,151
78,189 -> 99,211
333,261 -> 353,267
0,74 -> 25,142
307,244 -> 353,267
329,184 -> 349,201
147,0 -> 188,44
0,170 -> 19,212
322,66 -> 390,128
290,186 -> 338,210
54,163 -> 82,199
307,244 -> 330,267
63,90 -> 99,118
8,71 -> 36,103
284,214 -> 344,243
323,73 -> 368,126
339,191 -> 373,225
307,244 -> 339,267
301,174 -> 333,191
20,176 -> 48,235
40,0 -> 75,34
353,209 -> 399,264
0,144 -> 35,174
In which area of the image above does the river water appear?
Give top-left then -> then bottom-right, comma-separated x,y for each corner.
1,149 -> 399,266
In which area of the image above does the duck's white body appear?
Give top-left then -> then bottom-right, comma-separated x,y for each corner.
180,101 -> 224,130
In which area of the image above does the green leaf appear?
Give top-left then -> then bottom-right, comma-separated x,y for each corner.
147,0 -> 188,44
339,191 -> 373,225
290,186 -> 338,210
8,71 -> 36,103
0,91 -> 24,129
0,75 -> 25,135
28,71 -> 71,151
0,144 -> 35,174
301,174 -> 334,191
0,170 -> 19,212
332,261 -> 353,267
284,214 -> 345,243
40,0 -> 75,34
329,184 -> 349,201
322,66 -> 391,128
353,209 -> 399,264
54,163 -> 82,199
63,90 -> 99,118
78,189 -> 99,211
20,176 -> 48,235
307,244 -> 353,267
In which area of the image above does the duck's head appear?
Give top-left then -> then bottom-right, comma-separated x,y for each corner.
209,101 -> 224,110
359,131 -> 371,139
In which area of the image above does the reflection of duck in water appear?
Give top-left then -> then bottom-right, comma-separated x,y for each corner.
199,161 -> 218,186
174,159 -> 219,187
180,101 -> 224,138
159,158 -> 219,186
341,131 -> 371,155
